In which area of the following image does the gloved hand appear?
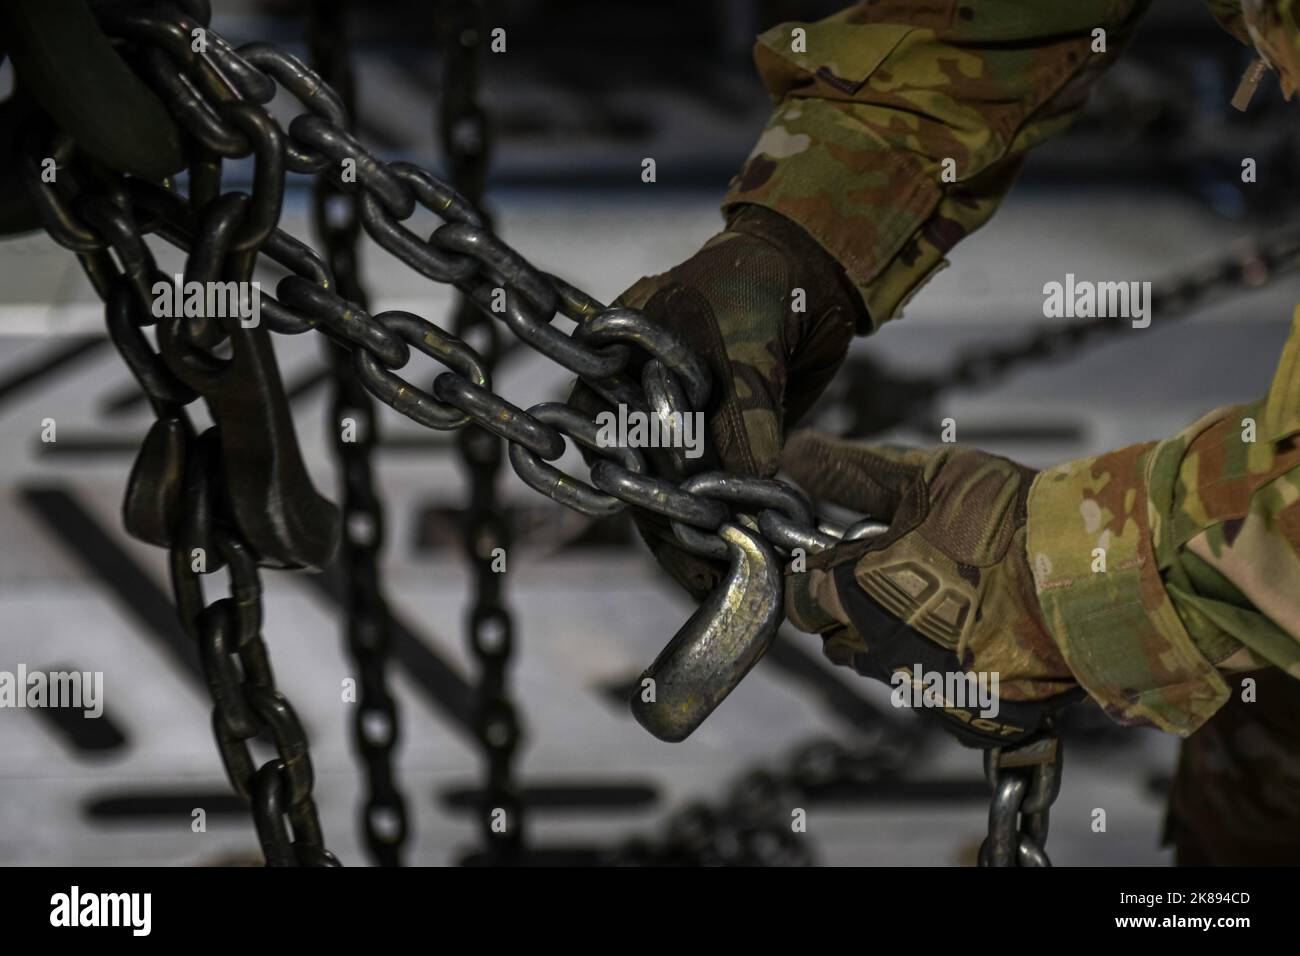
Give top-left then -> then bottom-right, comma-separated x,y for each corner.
569,204 -> 863,598
781,430 -> 1084,748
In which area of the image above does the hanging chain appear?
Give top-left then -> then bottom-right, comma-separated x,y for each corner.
436,0 -> 525,866
19,0 -> 1295,866
979,736 -> 1064,867
308,0 -> 409,867
847,229 -> 1300,435
47,121 -> 339,865
942,234 -> 1300,392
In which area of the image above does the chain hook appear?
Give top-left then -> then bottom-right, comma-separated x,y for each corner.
631,522 -> 783,742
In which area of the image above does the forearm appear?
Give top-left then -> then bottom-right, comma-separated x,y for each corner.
723,0 -> 1153,330
1028,309 -> 1300,735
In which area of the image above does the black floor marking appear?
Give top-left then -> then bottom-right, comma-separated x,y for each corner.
439,781 -> 659,814
84,791 -> 248,820
29,662 -> 127,754
21,485 -> 204,685
0,336 -> 107,408
36,437 -> 140,456
284,366 -> 330,405
41,434 -> 448,457
802,778 -> 990,804
101,381 -> 147,418
305,568 -> 475,735
26,485 -> 476,735
943,422 -> 1086,444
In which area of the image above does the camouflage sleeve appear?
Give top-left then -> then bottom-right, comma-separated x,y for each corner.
1027,308 -> 1300,735
722,0 -> 1153,331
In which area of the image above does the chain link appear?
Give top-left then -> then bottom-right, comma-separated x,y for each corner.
13,0 -> 1062,865
945,233 -> 1300,392
613,729 -> 923,866
979,737 -> 1064,867
88,191 -> 339,865
436,0 -> 526,865
846,230 -> 1300,436
308,0 -> 409,868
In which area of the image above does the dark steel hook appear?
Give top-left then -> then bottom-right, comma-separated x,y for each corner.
159,317 -> 341,571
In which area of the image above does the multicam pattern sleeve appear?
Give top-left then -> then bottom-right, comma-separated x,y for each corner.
1027,309 -> 1300,735
722,0 -> 1155,331
723,1 -> 1300,732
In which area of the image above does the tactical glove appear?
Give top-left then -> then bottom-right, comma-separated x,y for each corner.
569,204 -> 863,598
781,430 -> 1084,748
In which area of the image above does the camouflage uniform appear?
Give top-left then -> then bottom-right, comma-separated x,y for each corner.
725,0 -> 1300,862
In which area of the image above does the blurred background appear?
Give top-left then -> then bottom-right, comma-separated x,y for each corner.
0,0 -> 1297,865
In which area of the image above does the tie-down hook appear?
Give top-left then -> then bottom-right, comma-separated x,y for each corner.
631,522 -> 782,742
159,316 -> 341,571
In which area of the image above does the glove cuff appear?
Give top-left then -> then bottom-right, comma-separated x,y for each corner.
725,203 -> 867,330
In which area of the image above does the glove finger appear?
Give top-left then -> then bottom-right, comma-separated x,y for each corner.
781,429 -> 927,520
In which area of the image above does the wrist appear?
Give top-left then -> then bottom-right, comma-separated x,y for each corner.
725,203 -> 868,329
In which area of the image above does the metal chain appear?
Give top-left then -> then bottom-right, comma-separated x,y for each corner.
35,6 -> 883,576
23,0 -> 1286,866
979,736 -> 1064,867
42,119 -> 340,865
11,2 -> 1073,869
308,0 -> 409,867
614,730 -> 923,866
436,0 -> 526,865
846,228 -> 1300,434
618,725 -> 1062,867
948,232 -> 1300,390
